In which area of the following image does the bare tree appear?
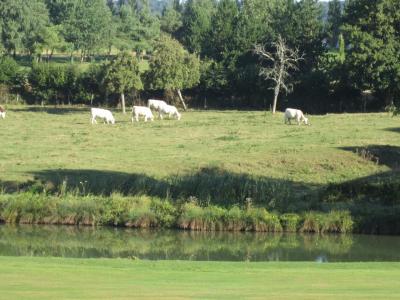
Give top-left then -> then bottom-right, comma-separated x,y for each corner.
254,35 -> 303,114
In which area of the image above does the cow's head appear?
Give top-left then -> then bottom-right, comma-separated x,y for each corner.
303,117 -> 309,125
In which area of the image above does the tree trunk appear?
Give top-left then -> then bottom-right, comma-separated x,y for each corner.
272,64 -> 284,114
272,84 -> 280,114
80,50 -> 85,63
177,89 -> 187,111
121,93 -> 126,114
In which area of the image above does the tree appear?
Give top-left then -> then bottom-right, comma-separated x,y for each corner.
235,0 -> 276,52
160,4 -> 182,35
342,0 -> 400,105
0,0 -> 50,58
45,0 -> 76,25
134,0 -> 160,54
147,35 -> 200,110
272,0 -> 324,70
62,0 -> 112,61
40,25 -> 66,61
102,52 -> 143,114
180,0 -> 215,55
0,56 -> 19,84
255,35 -> 303,114
326,0 -> 343,49
206,0 -> 238,61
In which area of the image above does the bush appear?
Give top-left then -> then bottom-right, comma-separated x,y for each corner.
300,211 -> 323,233
0,56 -> 19,84
280,213 -> 301,232
0,193 -> 357,233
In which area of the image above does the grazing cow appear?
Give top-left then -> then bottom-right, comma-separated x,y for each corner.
132,106 -> 154,122
148,99 -> 168,119
284,108 -> 309,125
0,106 -> 6,119
91,108 -> 115,124
159,104 -> 181,120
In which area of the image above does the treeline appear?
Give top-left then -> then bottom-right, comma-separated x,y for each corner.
0,0 -> 400,112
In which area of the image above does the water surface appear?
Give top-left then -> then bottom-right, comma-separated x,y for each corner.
0,225 -> 399,262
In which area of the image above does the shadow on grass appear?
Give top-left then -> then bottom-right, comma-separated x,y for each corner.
0,167 -> 319,211
11,106 -> 89,115
326,145 -> 400,205
339,145 -> 400,169
383,127 -> 400,134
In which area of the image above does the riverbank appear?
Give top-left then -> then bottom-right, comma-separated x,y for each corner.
0,256 -> 399,299
0,192 -> 353,233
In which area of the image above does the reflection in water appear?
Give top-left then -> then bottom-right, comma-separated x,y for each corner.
0,225 -> 399,261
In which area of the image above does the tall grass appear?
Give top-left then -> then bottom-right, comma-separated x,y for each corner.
300,210 -> 353,234
0,192 -> 354,233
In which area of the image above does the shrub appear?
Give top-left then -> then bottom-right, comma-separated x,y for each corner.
0,56 -> 19,84
280,213 -> 301,232
321,210 -> 353,234
300,211 -> 324,233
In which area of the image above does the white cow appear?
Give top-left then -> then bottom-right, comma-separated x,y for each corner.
159,104 -> 181,120
148,99 -> 168,119
0,106 -> 5,119
284,108 -> 309,125
91,108 -> 115,124
132,106 -> 154,122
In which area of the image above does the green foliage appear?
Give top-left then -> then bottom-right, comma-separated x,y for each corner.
326,0 -> 343,48
206,0 -> 238,61
300,210 -> 353,234
280,213 -> 301,232
0,192 -> 355,233
199,58 -> 229,93
62,0 -> 112,58
180,0 -> 215,54
147,34 -> 200,91
102,51 -> 143,95
343,0 -> 400,104
0,56 -> 19,84
0,0 -> 50,56
160,4 -> 182,35
27,63 -> 86,104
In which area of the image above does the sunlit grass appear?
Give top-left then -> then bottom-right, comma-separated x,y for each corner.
0,257 -> 399,299
1,106 -> 396,187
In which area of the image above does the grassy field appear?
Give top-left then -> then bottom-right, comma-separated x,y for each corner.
1,105 -> 400,228
1,105 -> 398,185
0,257 -> 399,299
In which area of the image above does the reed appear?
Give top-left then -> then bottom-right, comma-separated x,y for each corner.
0,192 -> 355,233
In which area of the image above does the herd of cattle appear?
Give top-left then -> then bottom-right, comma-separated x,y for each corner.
91,99 -> 181,124
0,101 -> 310,125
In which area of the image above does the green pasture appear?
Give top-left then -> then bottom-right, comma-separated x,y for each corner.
0,257 -> 399,299
0,106 -> 398,188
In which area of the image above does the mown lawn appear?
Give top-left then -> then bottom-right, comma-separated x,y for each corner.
0,105 -> 398,187
0,257 -> 399,299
